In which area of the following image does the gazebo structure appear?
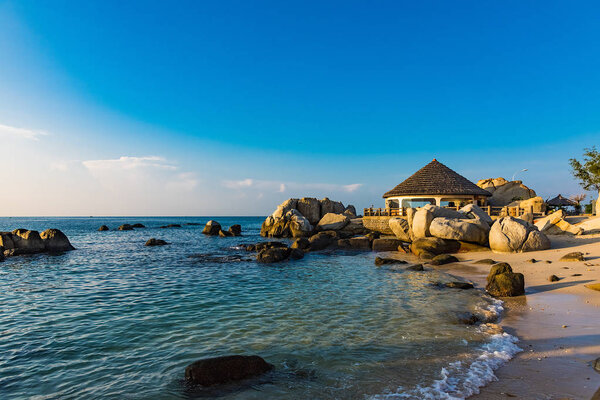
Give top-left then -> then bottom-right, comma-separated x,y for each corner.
382,159 -> 492,210
546,194 -> 576,208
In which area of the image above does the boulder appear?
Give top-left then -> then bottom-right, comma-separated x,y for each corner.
308,231 -> 339,251
319,197 -> 345,217
372,238 -> 404,252
145,238 -> 168,246
423,204 -> 467,219
228,224 -> 242,236
445,282 -> 474,289
459,204 -> 493,225
410,237 -> 461,259
40,229 -> 75,252
577,216 -> 600,234
475,259 -> 497,265
257,247 -> 291,263
485,263 -> 525,297
253,242 -> 288,252
412,208 -> 434,238
349,236 -> 371,250
290,237 -> 310,250
406,264 -> 424,271
338,218 -> 368,236
512,196 -> 546,214
202,220 -> 222,236
98,225 -> 109,231
535,210 -> 583,235
519,212 -> 534,224
406,208 -> 417,230
118,224 -> 134,231
388,217 -> 411,242
272,198 -> 298,219
297,197 -> 321,225
345,205 -> 357,216
8,229 -> 46,255
160,224 -> 182,228
429,254 -> 459,266
317,213 -> 350,231
218,230 -> 233,237
477,178 -> 536,206
132,223 -> 145,228
458,241 -> 490,253
429,217 -> 490,245
289,248 -> 305,260
489,216 -> 550,253
559,252 -> 585,262
184,355 -> 274,386
374,257 -> 406,266
548,274 -> 560,282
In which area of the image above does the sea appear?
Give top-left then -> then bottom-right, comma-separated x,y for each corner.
0,217 -> 521,399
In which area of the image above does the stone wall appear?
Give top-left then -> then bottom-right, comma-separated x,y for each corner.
362,216 -> 396,235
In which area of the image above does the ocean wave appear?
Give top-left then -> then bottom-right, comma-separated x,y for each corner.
372,299 -> 522,400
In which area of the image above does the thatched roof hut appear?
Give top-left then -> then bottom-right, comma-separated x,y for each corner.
383,159 -> 491,209
547,194 -> 576,207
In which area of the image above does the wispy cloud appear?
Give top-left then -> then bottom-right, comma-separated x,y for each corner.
222,178 -> 254,189
82,156 -> 176,171
0,123 -> 48,140
221,178 -> 362,194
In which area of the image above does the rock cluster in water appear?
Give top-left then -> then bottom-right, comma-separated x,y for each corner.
0,228 -> 75,257
201,221 -> 242,237
185,355 -> 273,386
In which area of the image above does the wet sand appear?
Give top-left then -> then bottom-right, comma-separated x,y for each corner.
434,235 -> 600,399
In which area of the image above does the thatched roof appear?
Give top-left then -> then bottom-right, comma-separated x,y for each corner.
547,194 -> 576,207
383,159 -> 492,198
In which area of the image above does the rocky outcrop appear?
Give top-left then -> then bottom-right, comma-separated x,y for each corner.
257,247 -> 292,263
459,204 -> 493,225
374,257 -> 406,266
372,238 -> 404,252
218,230 -> 233,237
477,178 -> 536,206
261,198 -> 356,238
228,224 -> 242,236
1,228 -> 75,256
132,223 -> 145,228
40,229 -> 76,252
410,237 -> 461,259
337,236 -> 371,250
308,231 -> 339,251
145,238 -> 168,246
535,210 -> 583,235
388,217 -> 411,242
485,262 -> 525,297
317,213 -> 350,231
429,217 -> 490,245
202,220 -> 222,236
98,225 -> 109,231
489,216 -> 550,253
160,224 -> 182,228
118,224 -> 134,231
185,355 -> 274,386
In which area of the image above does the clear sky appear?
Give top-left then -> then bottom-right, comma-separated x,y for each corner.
1,0 -> 599,216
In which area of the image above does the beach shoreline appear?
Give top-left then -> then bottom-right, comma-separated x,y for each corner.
432,234 -> 600,399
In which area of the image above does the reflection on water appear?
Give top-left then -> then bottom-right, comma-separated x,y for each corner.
1,217 -> 506,399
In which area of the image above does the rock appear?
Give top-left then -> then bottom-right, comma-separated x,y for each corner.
297,197 -> 321,225
317,213 -> 350,231
319,198 -> 345,217
548,274 -> 560,282
349,236 -> 371,250
132,223 -> 145,228
184,355 -> 274,386
253,242 -> 288,252
261,207 -> 314,238
519,212 -> 534,224
535,210 -> 583,235
0,249 -> 4,262
429,254 -> 459,266
184,222 -> 202,226
202,221 -> 222,236
410,237 -> 461,258
289,248 -> 305,260
388,217 -> 411,242
459,204 -> 493,225
594,357 -> 600,373
287,210 -> 314,238
477,178 -> 536,207
218,230 -> 233,237
98,225 -> 109,231
445,282 -> 474,289
406,208 -> 417,230
9,229 -> 46,254
423,204 -> 468,219
374,257 -> 407,266
584,283 -> 600,292
489,216 -> 550,253
526,258 -> 538,263
228,225 -> 242,236
458,313 -> 480,325
145,238 -> 168,246
577,216 -> 600,234
338,218 -> 368,236
118,224 -> 134,231
511,196 -> 546,214
412,208 -> 434,238
160,224 -> 182,228
406,264 -> 424,271
372,238 -> 404,252
429,217 -> 490,245
290,237 -> 310,250
308,231 -> 339,251
257,247 -> 291,263
485,263 -> 525,297
559,252 -> 585,262
40,229 -> 75,252
475,259 -> 497,265
344,204 -> 357,216
457,241 -> 490,253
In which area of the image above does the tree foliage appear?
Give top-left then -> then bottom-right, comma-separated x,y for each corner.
569,147 -> 600,191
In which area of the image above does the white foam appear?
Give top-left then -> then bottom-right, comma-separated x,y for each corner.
371,300 -> 522,400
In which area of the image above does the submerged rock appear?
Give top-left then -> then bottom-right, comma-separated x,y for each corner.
185,355 -> 274,386
374,257 -> 407,266
257,247 -> 291,263
132,223 -> 145,228
445,282 -> 474,289
118,224 -> 134,231
429,254 -> 459,266
218,230 -> 233,237
145,238 -> 168,246
406,264 -> 424,271
202,221 -> 221,235
228,224 -> 242,236
291,237 -> 310,250
98,225 -> 109,231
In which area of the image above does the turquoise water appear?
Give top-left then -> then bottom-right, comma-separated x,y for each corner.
0,217 -> 517,399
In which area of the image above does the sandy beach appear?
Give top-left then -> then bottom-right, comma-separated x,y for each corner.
430,234 -> 600,399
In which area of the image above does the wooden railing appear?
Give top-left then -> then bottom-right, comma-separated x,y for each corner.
363,206 -> 544,218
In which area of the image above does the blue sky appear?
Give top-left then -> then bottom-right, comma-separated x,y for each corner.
0,0 -> 599,215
